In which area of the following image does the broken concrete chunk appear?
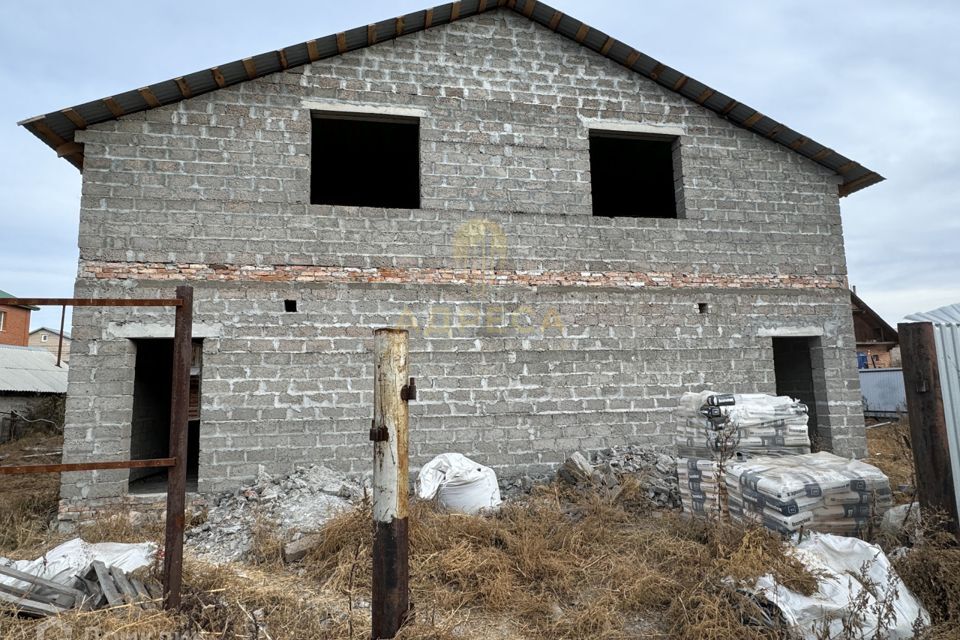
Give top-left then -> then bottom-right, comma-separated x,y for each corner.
557,452 -> 595,486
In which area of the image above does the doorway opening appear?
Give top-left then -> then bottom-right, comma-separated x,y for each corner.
772,337 -> 821,448
128,338 -> 202,494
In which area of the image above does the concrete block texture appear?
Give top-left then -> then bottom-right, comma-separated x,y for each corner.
60,9 -> 865,508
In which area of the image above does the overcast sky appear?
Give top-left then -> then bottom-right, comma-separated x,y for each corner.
1,1 -> 957,331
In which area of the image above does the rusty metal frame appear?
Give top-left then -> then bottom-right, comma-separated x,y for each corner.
0,288 -> 194,609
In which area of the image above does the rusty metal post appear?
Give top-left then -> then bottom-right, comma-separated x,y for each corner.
899,321 -> 960,536
163,285 -> 193,609
56,305 -> 66,367
371,328 -> 411,639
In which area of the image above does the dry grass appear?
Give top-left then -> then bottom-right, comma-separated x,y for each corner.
1,482 -> 819,639
0,432 -> 63,556
865,419 -> 916,504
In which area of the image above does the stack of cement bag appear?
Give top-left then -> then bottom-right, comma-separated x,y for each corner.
675,390 -> 812,518
725,452 -> 893,536
675,390 -> 811,459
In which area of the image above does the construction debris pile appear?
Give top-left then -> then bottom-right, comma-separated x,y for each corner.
0,539 -> 157,617
727,452 -> 893,536
555,446 -> 681,509
187,464 -> 362,563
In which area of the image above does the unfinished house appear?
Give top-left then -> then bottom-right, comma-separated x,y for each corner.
20,1 -> 883,521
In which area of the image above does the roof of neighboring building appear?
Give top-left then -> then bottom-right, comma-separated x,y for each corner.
905,303 -> 960,325
851,290 -> 898,341
17,0 -> 882,196
29,327 -> 72,340
0,345 -> 68,394
0,289 -> 39,311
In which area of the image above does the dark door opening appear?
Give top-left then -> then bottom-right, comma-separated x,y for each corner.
129,338 -> 202,494
772,337 -> 821,449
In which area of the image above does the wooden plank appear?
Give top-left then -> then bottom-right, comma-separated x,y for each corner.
599,37 -> 614,55
574,24 -> 589,43
522,1 -> 536,18
131,578 -> 156,609
766,124 -> 784,139
61,108 -> 87,129
241,57 -> 257,79
811,147 -> 833,162
0,578 -> 65,607
31,121 -> 66,147
649,63 -> 665,80
174,77 -> 192,99
0,457 -> 175,475
789,136 -> 809,150
103,97 -> 125,118
109,567 -> 140,606
742,111 -> 763,127
547,11 -> 562,30
144,579 -> 163,601
138,87 -> 162,107
424,8 -> 433,28
720,99 -> 738,115
78,574 -> 105,610
695,88 -> 715,104
0,589 -> 67,617
395,17 -> 405,36
839,172 -> 881,197
56,142 -> 83,158
450,2 -> 461,21
672,76 -> 688,91
91,561 -> 123,606
625,50 -> 640,67
306,39 -> 320,62
277,49 -> 289,70
899,321 -> 960,537
336,32 -> 347,54
0,565 -> 85,602
835,160 -> 859,174
210,67 -> 226,88
367,24 -> 378,45
478,0 -> 488,12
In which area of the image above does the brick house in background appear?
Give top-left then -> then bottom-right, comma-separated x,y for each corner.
20,1 -> 885,519
851,290 -> 899,368
0,289 -> 37,347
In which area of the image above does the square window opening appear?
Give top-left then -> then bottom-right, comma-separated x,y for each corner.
698,303 -> 709,314
589,131 -> 680,218
311,113 -> 420,209
284,299 -> 298,313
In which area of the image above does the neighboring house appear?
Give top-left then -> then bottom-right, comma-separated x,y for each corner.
0,345 -> 68,442
0,290 -> 38,347
851,290 -> 899,368
21,2 -> 883,517
28,327 -> 72,363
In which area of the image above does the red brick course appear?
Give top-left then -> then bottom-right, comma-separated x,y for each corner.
0,305 -> 31,346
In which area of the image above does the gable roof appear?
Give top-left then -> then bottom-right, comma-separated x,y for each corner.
0,345 -> 68,394
29,327 -> 72,340
851,289 -> 897,340
0,289 -> 39,311
18,0 -> 883,196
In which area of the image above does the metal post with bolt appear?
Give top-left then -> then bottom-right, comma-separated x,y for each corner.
370,328 -> 415,639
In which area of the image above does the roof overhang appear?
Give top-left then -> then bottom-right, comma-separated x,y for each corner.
18,0 -> 884,196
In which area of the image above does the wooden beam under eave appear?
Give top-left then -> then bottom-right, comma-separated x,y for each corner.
649,63 -> 666,80
789,136 -> 808,150
836,160 -> 859,175
56,141 -> 83,158
61,108 -> 87,129
839,172 -> 880,197
574,24 -> 589,43
336,32 -> 347,53
103,97 -> 125,118
138,87 -> 162,107
306,39 -> 320,62
720,99 -> 738,115
811,147 -> 834,162
522,0 -> 536,18
742,111 -> 763,127
625,50 -> 640,67
32,120 -> 66,147
599,37 -> 614,55
210,68 -> 226,88
277,49 -> 289,70
242,58 -> 257,79
695,88 -> 715,104
477,0 -> 488,13
368,24 -> 378,45
395,17 -> 405,36
547,11 -> 562,30
174,77 -> 193,99
424,8 -> 434,28
450,2 -> 462,20
672,76 -> 688,91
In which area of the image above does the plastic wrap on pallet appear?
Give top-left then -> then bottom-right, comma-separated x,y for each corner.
725,452 -> 892,536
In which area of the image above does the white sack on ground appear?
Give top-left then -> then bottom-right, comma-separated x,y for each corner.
416,453 -> 502,514
748,533 -> 928,639
0,538 -> 156,591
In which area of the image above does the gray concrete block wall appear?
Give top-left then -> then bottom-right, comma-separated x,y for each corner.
59,9 -> 865,507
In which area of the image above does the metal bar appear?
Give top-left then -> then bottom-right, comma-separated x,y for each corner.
56,304 -> 66,367
371,328 -> 411,639
0,458 -> 175,475
163,285 -> 193,610
899,321 -> 960,537
0,298 -> 182,307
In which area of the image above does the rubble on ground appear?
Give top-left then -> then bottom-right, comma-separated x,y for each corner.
186,464 -> 363,563
550,446 -> 682,509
